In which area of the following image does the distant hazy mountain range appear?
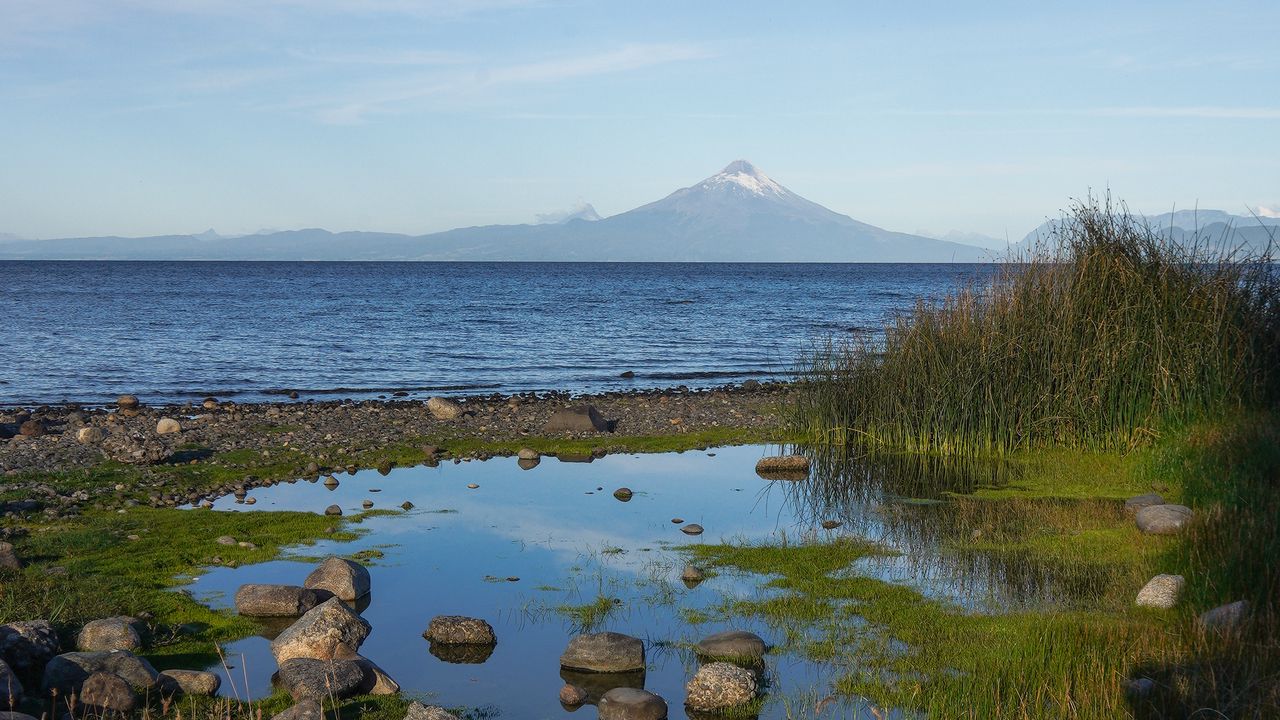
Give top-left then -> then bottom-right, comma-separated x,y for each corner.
0,161 -> 991,262
1020,209 -> 1279,255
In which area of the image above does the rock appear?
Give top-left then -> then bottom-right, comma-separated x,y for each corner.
271,699 -> 323,720
1123,493 -> 1165,515
1135,504 -> 1194,535
423,616 -> 496,645
543,405 -> 610,433
17,420 -> 45,438
695,630 -> 767,664
156,418 -> 181,435
324,504 -> 342,516
80,671 -> 136,715
685,661 -> 758,711
755,455 -> 810,476
42,650 -> 159,696
598,687 -> 668,720
304,556 -> 371,602
426,397 -> 464,420
681,524 -> 704,536
1126,677 -> 1156,700
1199,600 -> 1249,633
0,659 -> 23,709
76,617 -> 142,652
821,520 -> 841,530
76,427 -> 104,444
560,631 -> 645,673
517,457 -> 540,470
116,395 -> 140,411
158,669 -> 221,696
0,620 -> 61,685
203,398 -> 219,410
235,585 -> 324,617
352,655 -> 399,695
681,566 -> 705,583
613,487 -> 633,501
270,597 -> 371,664
559,683 -> 588,706
216,535 -> 237,546
1135,574 -> 1186,609
517,447 -> 540,460
0,543 -> 19,571
404,702 -> 459,720
323,476 -> 339,489
427,640 -> 495,664
275,657 -> 363,700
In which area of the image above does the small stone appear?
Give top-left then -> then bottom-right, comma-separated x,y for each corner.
238,541 -> 256,549
216,535 -> 237,546
116,395 -> 140,410
680,566 -> 705,583
754,455 -> 810,473
1135,574 -> 1185,609
467,483 -> 479,489
598,687 -> 667,720
401,501 -> 414,510
362,499 -> 373,508
671,518 -> 683,524
560,631 -> 644,673
821,520 -> 841,529
324,504 -> 342,516
517,447 -> 540,460
323,476 -> 339,489
404,701 -> 459,720
613,487 -> 633,501
559,682 -> 588,706
543,404 -> 609,433
155,418 -> 181,435
1199,600 -> 1249,633
426,397 -> 464,420
159,669 -> 221,696
695,630 -> 767,664
1135,504 -> 1194,535
77,427 -> 104,444
423,616 -> 496,645
685,661 -> 758,711
1123,493 -> 1165,515
681,523 -> 704,536
0,542 -> 20,571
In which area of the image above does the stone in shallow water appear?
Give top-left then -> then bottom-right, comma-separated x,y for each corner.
405,701 -> 459,720
427,641 -> 495,665
304,556 -> 371,602
1135,574 -> 1185,609
275,657 -> 363,700
559,668 -> 646,705
324,504 -> 342,516
423,616 -> 496,645
1135,504 -> 1193,535
598,687 -> 667,720
754,455 -> 810,474
694,630 -> 767,664
560,632 -> 645,673
685,661 -> 758,711
559,683 -> 588,706
681,524 -> 704,536
270,598 -> 371,664
235,584 -> 323,618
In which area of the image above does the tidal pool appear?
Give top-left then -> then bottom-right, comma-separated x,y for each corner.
184,444 -> 1054,718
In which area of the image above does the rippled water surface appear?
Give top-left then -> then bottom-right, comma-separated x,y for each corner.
1,261 -> 991,404
181,444 -> 1089,719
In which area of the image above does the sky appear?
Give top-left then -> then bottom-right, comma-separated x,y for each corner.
1,0 -> 1277,241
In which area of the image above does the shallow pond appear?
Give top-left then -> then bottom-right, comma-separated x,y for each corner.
184,444 -> 1063,718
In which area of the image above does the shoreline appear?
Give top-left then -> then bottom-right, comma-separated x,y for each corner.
0,382 -> 790,517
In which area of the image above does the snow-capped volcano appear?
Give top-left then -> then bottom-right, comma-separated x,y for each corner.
699,160 -> 788,197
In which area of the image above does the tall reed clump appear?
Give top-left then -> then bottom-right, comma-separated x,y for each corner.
793,195 -> 1280,454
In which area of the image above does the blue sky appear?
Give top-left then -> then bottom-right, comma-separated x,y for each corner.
1,0 -> 1276,240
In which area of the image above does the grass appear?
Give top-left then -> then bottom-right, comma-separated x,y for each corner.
793,194 -> 1279,454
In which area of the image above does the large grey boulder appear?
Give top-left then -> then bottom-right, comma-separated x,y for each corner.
80,671 -> 136,715
560,632 -> 645,673
1199,600 -> 1250,633
423,616 -> 496,645
598,687 -> 667,720
0,659 -> 22,709
352,655 -> 399,695
76,617 -> 143,652
1123,493 -> 1165,515
694,630 -> 767,664
159,669 -> 221,696
42,650 -> 159,696
235,584 -> 325,617
1135,574 -> 1185,609
1135,504 -> 1194,535
304,557 -> 371,602
156,418 -> 181,435
685,661 -> 758,711
275,658 -> 363,700
270,598 -> 371,664
270,699 -> 323,720
543,405 -> 609,433
0,620 -> 60,686
404,702 -> 459,720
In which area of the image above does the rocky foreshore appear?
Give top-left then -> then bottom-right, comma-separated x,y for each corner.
0,383 -> 788,519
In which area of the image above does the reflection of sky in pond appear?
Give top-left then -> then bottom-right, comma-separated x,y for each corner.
187,444 -> 1004,718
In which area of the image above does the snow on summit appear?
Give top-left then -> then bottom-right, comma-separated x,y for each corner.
700,160 -> 787,197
